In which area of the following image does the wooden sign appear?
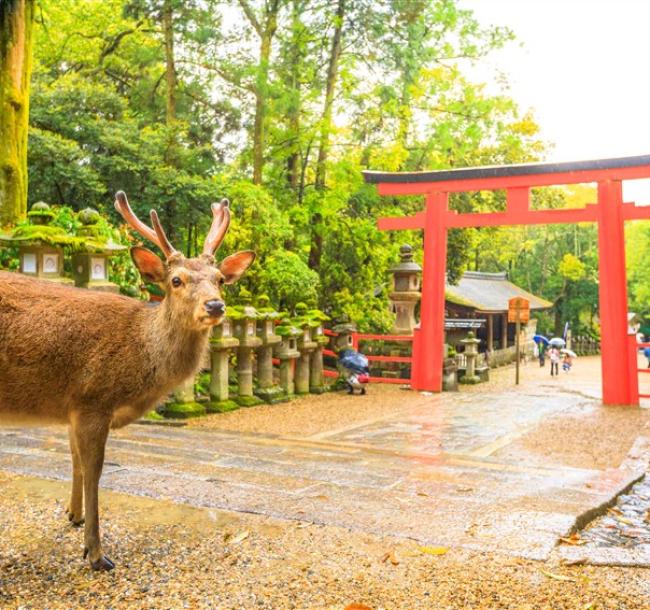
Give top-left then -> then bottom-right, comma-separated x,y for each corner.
508,297 -> 530,323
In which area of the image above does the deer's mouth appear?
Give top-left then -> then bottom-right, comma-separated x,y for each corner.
199,315 -> 223,326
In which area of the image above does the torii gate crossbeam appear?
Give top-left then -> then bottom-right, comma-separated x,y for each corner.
364,155 -> 650,406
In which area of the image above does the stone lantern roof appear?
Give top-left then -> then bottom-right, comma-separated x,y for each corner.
388,244 -> 421,274
0,202 -> 79,247
75,207 -> 126,254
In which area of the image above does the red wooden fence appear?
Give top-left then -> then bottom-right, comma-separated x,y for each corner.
322,328 -> 413,385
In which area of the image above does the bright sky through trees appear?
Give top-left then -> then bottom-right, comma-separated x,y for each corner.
461,0 -> 650,203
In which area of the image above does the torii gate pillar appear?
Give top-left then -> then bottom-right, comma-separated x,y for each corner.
597,180 -> 636,404
414,192 -> 448,391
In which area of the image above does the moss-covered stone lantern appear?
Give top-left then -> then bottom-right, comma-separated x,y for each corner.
388,244 -> 421,334
230,288 -> 263,407
459,331 -> 481,385
254,294 -> 285,403
274,317 -> 301,396
0,202 -> 75,284
331,321 -> 357,352
207,316 -> 240,412
306,307 -> 330,394
71,208 -> 126,292
292,302 -> 318,395
161,376 -> 206,419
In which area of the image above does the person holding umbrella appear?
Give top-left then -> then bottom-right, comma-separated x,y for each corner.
561,348 -> 577,373
548,337 -> 565,377
533,335 -> 549,367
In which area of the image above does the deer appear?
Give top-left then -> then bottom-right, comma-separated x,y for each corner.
0,191 -> 255,571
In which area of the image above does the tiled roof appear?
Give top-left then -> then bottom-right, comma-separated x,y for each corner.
445,271 -> 552,313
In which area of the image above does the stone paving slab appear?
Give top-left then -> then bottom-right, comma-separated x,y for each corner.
0,405 -> 643,562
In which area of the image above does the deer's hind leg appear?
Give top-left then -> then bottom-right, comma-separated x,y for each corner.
66,426 -> 84,526
70,411 -> 114,571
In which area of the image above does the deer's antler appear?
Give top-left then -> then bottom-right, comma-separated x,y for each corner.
114,191 -> 178,259
203,198 -> 231,256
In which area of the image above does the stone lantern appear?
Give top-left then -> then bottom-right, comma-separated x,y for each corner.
254,295 -> 285,403
388,244 -> 422,334
208,317 -> 240,412
71,208 -> 125,292
460,331 -> 481,384
230,289 -> 263,407
274,318 -> 301,396
161,377 -> 206,419
307,308 -> 330,394
331,322 -> 357,352
0,202 -> 74,285
293,303 -> 318,395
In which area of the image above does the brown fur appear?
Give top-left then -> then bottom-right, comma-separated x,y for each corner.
0,245 -> 254,570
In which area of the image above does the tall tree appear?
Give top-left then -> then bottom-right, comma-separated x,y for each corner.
0,0 -> 34,225
238,0 -> 281,184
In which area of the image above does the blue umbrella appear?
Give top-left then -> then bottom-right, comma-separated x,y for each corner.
533,334 -> 549,345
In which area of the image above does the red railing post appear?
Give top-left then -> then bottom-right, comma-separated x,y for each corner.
628,334 -> 640,405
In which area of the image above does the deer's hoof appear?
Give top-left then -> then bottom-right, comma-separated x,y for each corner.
67,512 -> 84,527
84,548 -> 115,571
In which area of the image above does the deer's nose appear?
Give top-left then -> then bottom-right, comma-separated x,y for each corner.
205,299 -> 226,317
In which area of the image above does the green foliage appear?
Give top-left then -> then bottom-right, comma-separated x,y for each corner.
15,0 -> 644,337
256,251 -> 320,313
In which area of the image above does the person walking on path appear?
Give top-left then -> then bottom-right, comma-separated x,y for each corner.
549,347 -> 560,376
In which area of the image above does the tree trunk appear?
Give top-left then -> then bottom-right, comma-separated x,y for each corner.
162,0 -> 176,124
161,0 -> 177,242
0,0 -> 34,226
285,0 -> 302,189
309,0 -> 345,272
314,0 -> 345,189
240,0 -> 279,185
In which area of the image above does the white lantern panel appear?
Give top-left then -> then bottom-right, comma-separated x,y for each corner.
91,257 -> 106,280
22,253 -> 37,273
42,253 -> 59,274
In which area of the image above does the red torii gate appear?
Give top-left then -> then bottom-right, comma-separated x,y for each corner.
364,155 -> 650,406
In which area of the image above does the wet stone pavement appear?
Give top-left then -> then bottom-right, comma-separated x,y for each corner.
582,476 -> 650,547
1,379 -> 648,565
558,437 -> 650,567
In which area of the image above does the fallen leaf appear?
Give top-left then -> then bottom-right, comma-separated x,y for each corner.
312,494 -> 329,501
561,557 -> 587,566
416,492 -> 430,497
540,569 -> 577,582
380,550 -> 399,565
419,546 -> 448,556
559,533 -> 587,546
344,604 -> 373,610
616,516 -> 634,525
229,530 -> 249,544
296,522 -> 313,529
608,506 -> 623,515
456,486 -> 473,493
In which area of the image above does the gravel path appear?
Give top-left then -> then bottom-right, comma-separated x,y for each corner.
2,472 -> 649,610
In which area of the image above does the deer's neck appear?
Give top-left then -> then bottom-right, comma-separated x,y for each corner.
143,302 -> 210,390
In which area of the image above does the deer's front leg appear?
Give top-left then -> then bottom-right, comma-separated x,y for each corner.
71,412 -> 114,571
66,426 -> 84,526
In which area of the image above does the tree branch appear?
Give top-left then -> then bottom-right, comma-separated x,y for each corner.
237,0 -> 262,37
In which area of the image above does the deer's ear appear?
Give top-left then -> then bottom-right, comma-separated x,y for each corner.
131,246 -> 166,283
219,251 -> 256,285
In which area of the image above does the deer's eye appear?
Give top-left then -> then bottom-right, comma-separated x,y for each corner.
171,277 -> 183,288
